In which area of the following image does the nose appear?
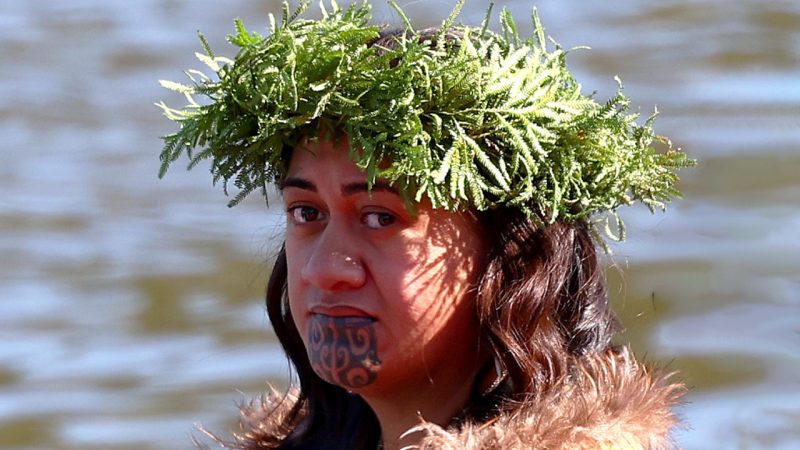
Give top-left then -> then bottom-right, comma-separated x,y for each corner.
300,223 -> 366,291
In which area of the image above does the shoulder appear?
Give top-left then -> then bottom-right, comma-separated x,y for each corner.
411,347 -> 686,450
194,388 -> 305,450
201,348 -> 685,450
200,388 -> 378,450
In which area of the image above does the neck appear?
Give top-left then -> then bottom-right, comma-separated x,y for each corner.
361,366 -> 482,450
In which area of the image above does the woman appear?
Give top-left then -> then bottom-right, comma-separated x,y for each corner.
159,2 -> 692,449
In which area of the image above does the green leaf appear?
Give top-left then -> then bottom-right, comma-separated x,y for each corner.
157,0 -> 694,250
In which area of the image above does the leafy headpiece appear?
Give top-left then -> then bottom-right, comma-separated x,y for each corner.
158,0 -> 693,243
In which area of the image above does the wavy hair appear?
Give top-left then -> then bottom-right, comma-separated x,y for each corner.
259,205 -> 618,449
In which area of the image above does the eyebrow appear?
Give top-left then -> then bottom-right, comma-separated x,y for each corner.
280,177 -> 399,197
279,177 -> 316,192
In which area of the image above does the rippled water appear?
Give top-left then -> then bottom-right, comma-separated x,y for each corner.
1,1 -> 798,448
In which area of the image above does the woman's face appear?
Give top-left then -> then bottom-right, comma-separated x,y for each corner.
283,138 -> 487,396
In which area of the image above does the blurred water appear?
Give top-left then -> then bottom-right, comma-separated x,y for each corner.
1,0 -> 798,448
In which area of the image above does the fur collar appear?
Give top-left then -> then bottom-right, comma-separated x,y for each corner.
200,347 -> 685,449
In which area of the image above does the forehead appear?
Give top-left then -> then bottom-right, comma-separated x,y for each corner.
286,139 -> 367,180
282,138 -> 406,201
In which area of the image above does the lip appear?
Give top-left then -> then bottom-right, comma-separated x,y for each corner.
309,304 -> 375,319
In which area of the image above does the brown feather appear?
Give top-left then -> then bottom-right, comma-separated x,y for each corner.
198,348 -> 685,449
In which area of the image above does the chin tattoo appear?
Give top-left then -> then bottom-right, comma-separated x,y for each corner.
307,315 -> 381,389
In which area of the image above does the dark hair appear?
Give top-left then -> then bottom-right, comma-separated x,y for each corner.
475,207 -> 619,394
264,206 -> 618,449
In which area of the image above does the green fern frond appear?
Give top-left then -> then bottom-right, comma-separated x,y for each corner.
157,0 -> 694,248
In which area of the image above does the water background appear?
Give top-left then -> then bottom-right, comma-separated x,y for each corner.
1,0 -> 798,448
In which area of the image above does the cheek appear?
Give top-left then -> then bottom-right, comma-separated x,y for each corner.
401,244 -> 478,306
390,252 -> 479,344
285,252 -> 307,343
396,227 -> 485,342
285,241 -> 306,313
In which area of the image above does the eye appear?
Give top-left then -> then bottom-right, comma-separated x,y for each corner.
288,206 -> 326,224
362,211 -> 396,229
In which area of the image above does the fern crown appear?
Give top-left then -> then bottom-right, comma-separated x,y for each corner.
157,0 -> 694,246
